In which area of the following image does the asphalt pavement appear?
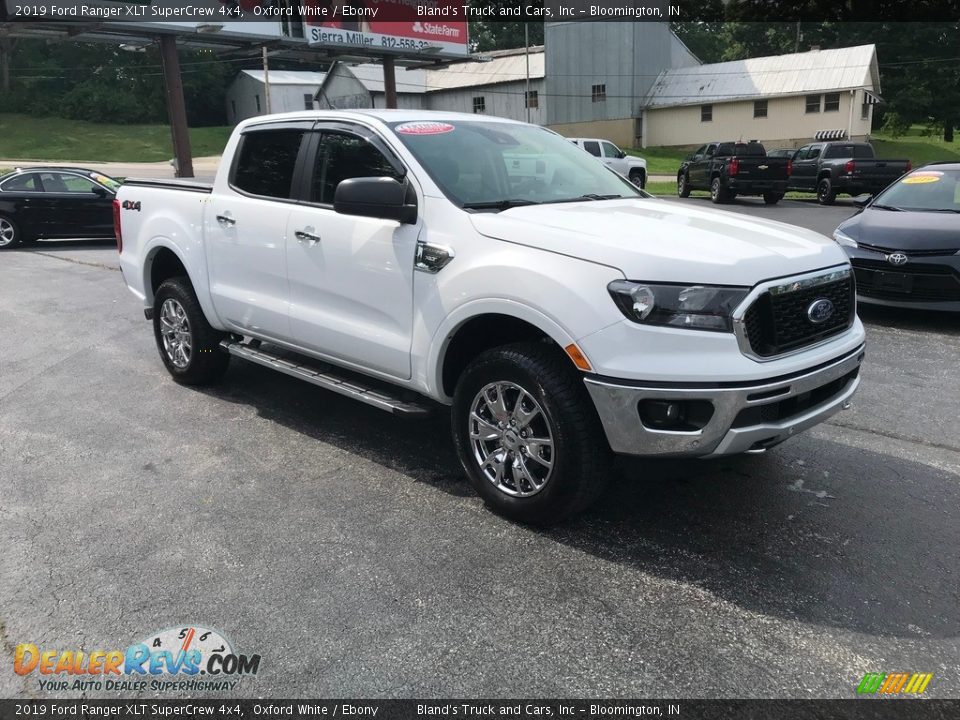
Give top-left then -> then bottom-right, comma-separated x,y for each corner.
1,199 -> 958,700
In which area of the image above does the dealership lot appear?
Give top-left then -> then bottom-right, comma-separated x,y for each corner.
1,199 -> 958,699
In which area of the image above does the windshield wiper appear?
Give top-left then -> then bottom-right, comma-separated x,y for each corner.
544,193 -> 627,204
462,199 -> 541,211
870,204 -> 904,211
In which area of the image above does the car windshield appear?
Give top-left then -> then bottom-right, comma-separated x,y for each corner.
388,120 -> 645,209
872,169 -> 960,212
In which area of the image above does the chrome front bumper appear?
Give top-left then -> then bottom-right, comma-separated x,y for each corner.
584,346 -> 864,457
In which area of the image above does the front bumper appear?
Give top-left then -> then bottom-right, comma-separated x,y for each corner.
584,345 -> 864,457
847,251 -> 960,310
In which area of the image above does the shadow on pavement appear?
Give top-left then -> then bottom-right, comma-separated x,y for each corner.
199,359 -> 960,642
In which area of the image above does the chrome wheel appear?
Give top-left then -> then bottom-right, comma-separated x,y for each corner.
159,298 -> 192,369
469,381 -> 555,498
0,218 -> 16,247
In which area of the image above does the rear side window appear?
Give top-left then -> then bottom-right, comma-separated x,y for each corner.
824,144 -> 872,159
232,129 -> 306,199
311,132 -> 402,204
582,141 -> 601,157
1,173 -> 41,191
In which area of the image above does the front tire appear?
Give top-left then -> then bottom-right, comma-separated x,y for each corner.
153,277 -> 229,386
451,342 -> 610,525
629,169 -> 646,189
817,177 -> 837,205
677,172 -> 691,198
763,192 -> 784,205
0,214 -> 22,250
710,177 -> 729,204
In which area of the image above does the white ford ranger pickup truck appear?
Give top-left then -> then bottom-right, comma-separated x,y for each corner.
116,110 -> 865,523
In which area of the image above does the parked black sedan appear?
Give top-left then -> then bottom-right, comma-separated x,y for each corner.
0,167 -> 121,249
833,162 -> 960,310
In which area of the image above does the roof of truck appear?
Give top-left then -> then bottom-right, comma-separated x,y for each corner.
238,109 -> 525,132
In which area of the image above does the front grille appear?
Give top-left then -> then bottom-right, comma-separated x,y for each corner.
853,263 -> 960,303
742,272 -> 855,357
857,242 -> 960,257
731,367 -> 859,428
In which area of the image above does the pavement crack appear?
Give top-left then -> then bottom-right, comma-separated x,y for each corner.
32,251 -> 120,272
825,418 -> 960,455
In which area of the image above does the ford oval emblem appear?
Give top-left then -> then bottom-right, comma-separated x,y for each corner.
887,252 -> 909,266
807,298 -> 835,324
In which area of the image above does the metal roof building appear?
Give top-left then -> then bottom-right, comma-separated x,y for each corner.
226,70 -> 327,124
641,45 -> 882,148
317,47 -> 546,124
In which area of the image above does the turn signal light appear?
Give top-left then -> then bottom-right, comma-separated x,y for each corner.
564,343 -> 592,372
786,159 -> 793,177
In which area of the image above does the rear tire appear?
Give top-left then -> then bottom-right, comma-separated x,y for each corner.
152,277 -> 229,386
710,177 -> 729,204
763,192 -> 784,205
677,172 -> 691,198
817,177 -> 837,205
0,214 -> 22,250
451,342 -> 611,525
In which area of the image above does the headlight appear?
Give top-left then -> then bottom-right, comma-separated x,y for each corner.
607,281 -> 749,332
832,227 -> 858,248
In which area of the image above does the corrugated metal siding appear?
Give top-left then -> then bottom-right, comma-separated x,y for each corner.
321,66 -> 373,110
424,80 -> 545,124
645,45 -> 876,108
425,52 -> 545,91
545,22 -> 687,125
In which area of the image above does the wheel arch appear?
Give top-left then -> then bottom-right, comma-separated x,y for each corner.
430,302 -> 581,401
141,241 -> 223,330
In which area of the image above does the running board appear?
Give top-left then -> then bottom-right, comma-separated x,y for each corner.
220,340 -> 431,418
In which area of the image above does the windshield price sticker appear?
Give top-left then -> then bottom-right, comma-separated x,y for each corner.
902,172 -> 943,184
395,122 -> 455,136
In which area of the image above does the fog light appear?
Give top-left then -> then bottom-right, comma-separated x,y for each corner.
638,399 -> 715,432
641,400 -> 683,427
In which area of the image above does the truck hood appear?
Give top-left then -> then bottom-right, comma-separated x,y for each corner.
469,198 -> 848,285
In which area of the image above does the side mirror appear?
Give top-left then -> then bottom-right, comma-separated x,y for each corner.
852,193 -> 873,208
333,177 -> 417,224
617,150 -> 626,159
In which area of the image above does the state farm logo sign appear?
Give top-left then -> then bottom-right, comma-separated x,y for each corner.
412,21 -> 462,38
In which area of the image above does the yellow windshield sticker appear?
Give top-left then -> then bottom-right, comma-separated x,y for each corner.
902,173 -> 942,184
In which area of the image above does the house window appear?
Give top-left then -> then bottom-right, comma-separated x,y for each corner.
525,90 -> 539,109
824,92 -> 840,112
472,96 -> 485,114
255,94 -> 261,113
754,100 -> 768,118
304,93 -> 314,111
591,84 -> 606,103
861,94 -> 870,120
701,104 -> 713,122
805,94 -> 821,113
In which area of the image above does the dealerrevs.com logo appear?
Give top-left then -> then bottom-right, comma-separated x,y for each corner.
857,672 -> 934,696
14,626 -> 261,693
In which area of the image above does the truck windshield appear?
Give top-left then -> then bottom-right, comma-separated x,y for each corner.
389,120 -> 645,209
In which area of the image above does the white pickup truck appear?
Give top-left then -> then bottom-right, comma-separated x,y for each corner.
117,110 -> 865,524
568,137 -> 648,188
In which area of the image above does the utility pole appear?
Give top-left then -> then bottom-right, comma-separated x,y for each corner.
524,21 -> 531,123
383,55 -> 398,109
158,34 -> 194,179
262,45 -> 272,114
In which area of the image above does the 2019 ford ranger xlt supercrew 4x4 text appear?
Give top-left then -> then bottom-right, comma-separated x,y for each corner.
116,111 -> 865,524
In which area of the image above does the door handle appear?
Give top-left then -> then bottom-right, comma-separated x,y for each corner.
295,230 -> 321,244
216,214 -> 236,226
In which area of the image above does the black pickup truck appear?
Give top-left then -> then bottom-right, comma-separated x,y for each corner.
677,141 -> 791,205
788,141 -> 911,205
